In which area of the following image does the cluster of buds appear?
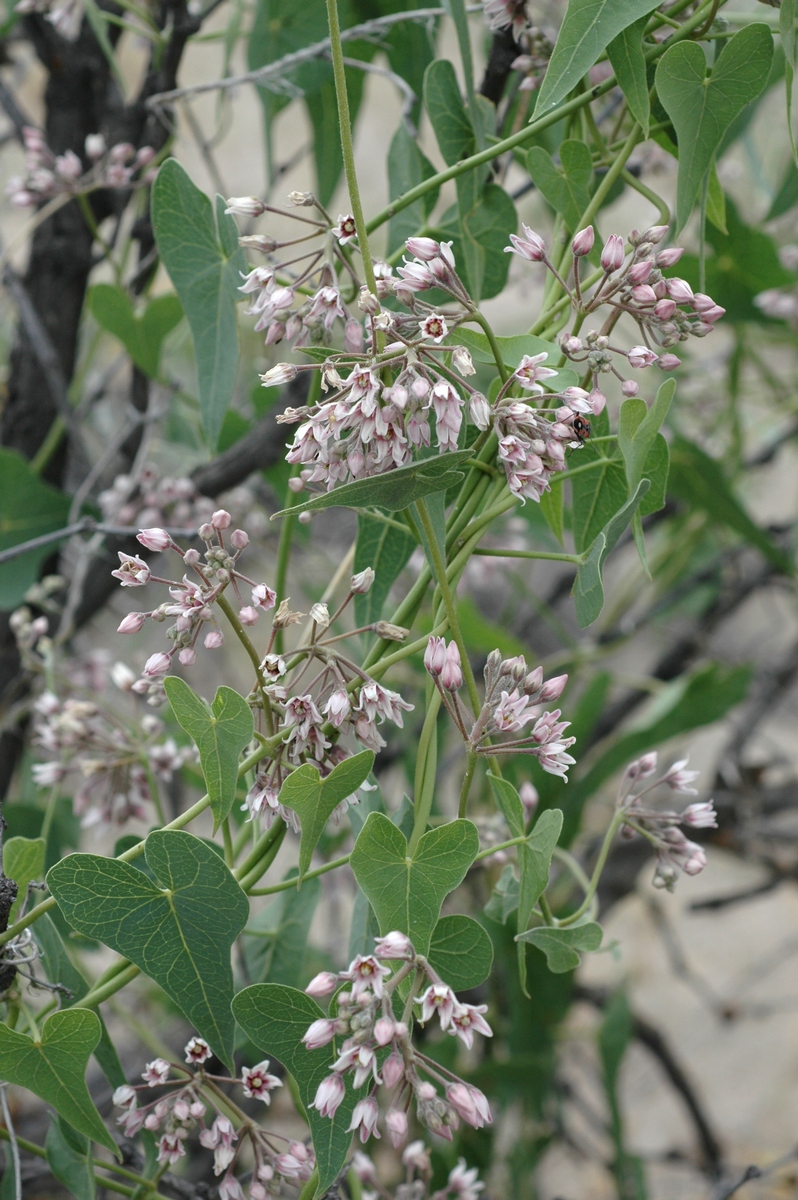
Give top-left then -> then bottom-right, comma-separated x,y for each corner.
6,127 -> 155,208
112,1037 -> 312,1200
353,1142 -> 484,1200
302,932 -> 492,1146
31,686 -> 191,829
616,752 -> 717,890
508,223 -> 726,396
99,465 -> 217,530
508,25 -> 555,93
481,0 -> 530,43
426,642 -> 574,779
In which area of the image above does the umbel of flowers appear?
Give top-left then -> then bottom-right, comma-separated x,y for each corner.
302,932 -> 492,1146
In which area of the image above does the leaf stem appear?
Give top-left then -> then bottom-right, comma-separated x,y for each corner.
0,1126 -> 173,1199
557,808 -> 625,927
216,593 -> 273,734
246,852 -> 351,895
410,687 -> 441,854
472,548 -> 584,563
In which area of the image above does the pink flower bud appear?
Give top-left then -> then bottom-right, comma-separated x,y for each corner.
351,568 -> 375,594
385,1109 -> 408,1148
539,673 -> 567,702
571,225 -> 594,257
631,284 -> 657,306
424,636 -> 446,678
198,523 -> 214,541
239,606 -> 258,626
405,236 -> 440,260
519,781 -> 538,816
627,346 -> 658,369
625,751 -> 658,782
302,1019 -> 337,1050
373,1018 -> 396,1047
440,641 -> 463,692
178,647 -> 197,665
701,304 -> 726,324
184,548 -> 200,566
469,392 -> 491,431
305,972 -> 339,998
622,380 -> 639,397
601,234 -> 624,272
666,277 -> 694,304
117,611 -> 146,634
644,224 -> 669,244
656,246 -> 684,268
310,1074 -> 345,1119
589,388 -> 607,415
374,931 -> 413,958
656,353 -> 681,371
144,652 -> 171,677
505,224 -> 546,262
205,629 -> 223,649
231,529 -> 249,550
381,1051 -> 405,1090
654,298 -> 677,320
137,527 -> 172,552
224,196 -> 266,217
628,261 -> 652,284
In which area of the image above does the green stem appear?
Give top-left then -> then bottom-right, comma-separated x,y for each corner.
216,592 -> 272,732
558,808 -> 625,927
78,963 -> 141,1008
458,752 -> 478,820
472,548 -> 584,563
235,819 -> 285,882
620,168 -> 671,228
238,823 -> 288,893
0,1128 -> 173,1199
409,687 -> 441,854
222,819 -> 234,868
39,786 -> 59,843
29,417 -> 65,476
247,852 -> 351,895
325,0 -> 377,295
469,311 -> 508,382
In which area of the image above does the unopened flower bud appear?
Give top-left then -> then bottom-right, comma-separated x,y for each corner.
205,629 -> 224,649
239,606 -> 258,626
239,234 -> 277,253
539,673 -> 567,702
144,652 -> 171,677
305,972 -> 339,998
137,527 -> 171,552
656,353 -> 681,371
298,511 -> 313,525
260,363 -> 297,388
382,1052 -> 405,1090
373,1017 -> 396,1047
628,345 -> 658,368
357,288 -> 379,314
198,523 -> 214,541
212,509 -> 232,530
519,781 -> 539,816
666,278 -> 694,304
655,246 -> 684,269
601,234 -> 624,272
111,662 -> 136,691
440,641 -> 463,692
654,298 -> 677,320
469,392 -> 491,431
406,236 -> 440,260
224,195 -> 266,217
523,666 -> 543,694
118,611 -> 146,634
85,132 -> 106,159
386,1108 -> 408,1148
628,260 -> 653,284
350,567 -> 375,594
310,602 -> 329,630
424,636 -> 446,677
287,476 -> 305,494
571,225 -> 594,257
373,621 -> 408,642
184,548 -> 200,566
622,379 -> 639,397
231,529 -> 249,549
179,647 -> 197,665
288,190 -> 314,206
589,388 -> 607,414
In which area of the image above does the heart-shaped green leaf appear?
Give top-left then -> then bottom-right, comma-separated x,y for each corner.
233,984 -> 367,1197
535,0 -> 662,115
619,378 -> 675,571
45,1116 -> 96,1200
655,23 -> 774,232
0,1009 -> 115,1152
607,16 -> 650,135
4,835 -> 45,924
572,479 -> 650,628
350,813 -> 479,955
274,451 -> 474,518
152,159 -> 246,448
517,921 -> 603,973
88,285 -> 182,378
243,869 -> 321,987
487,777 -> 563,994
279,751 -> 374,880
427,914 -> 493,991
526,140 -> 593,232
163,678 -> 253,832
47,830 -> 248,1068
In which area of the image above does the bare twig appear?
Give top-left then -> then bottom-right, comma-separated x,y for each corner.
712,1146 -> 798,1200
145,6 -> 465,108
339,55 -> 417,131
0,519 -> 203,567
0,79 -> 32,145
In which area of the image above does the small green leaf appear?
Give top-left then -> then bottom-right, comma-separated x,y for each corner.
278,751 -> 374,879
526,140 -> 593,231
47,831 -> 248,1068
618,380 -> 673,497
0,1010 -> 116,1152
46,1116 -> 96,1200
487,777 -> 563,994
4,836 -> 45,924
387,125 -> 440,255
569,408 -> 628,554
607,16 -> 650,135
353,514 -> 416,627
243,870 -> 321,986
88,285 -> 182,378
655,24 -> 774,232
535,0 -> 661,115
572,479 -> 651,627
350,813 -> 479,955
483,863 -> 519,925
427,913 -> 493,991
273,451 -> 474,518
517,921 -> 603,972
0,449 -> 71,610
639,434 -> 669,517
152,160 -> 246,447
233,984 -> 366,1196
450,328 -> 578,387
435,182 -> 518,302
162,677 -> 253,831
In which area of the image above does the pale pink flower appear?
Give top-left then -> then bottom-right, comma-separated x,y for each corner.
305,971 -> 339,998
417,984 -> 456,1029
137,527 -> 171,552
374,931 -> 413,959
419,313 -> 449,342
112,552 -> 151,587
447,1159 -> 485,1199
334,214 -> 358,244
446,1083 -> 492,1129
505,224 -> 545,262
681,801 -> 717,828
302,1019 -> 337,1050
385,1108 -> 408,1147
117,612 -> 146,634
514,353 -> 558,393
663,758 -> 700,794
241,1061 -> 282,1102
310,1074 -> 345,1118
348,1096 -> 381,1143
449,1002 -> 493,1049
142,1058 -> 171,1085
184,1036 -> 211,1064
157,1131 -> 187,1165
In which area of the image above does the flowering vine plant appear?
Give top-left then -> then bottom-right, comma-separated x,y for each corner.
0,0 -> 792,1195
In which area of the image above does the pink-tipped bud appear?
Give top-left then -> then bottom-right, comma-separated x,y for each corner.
654,298 -> 677,320
231,529 -> 249,550
374,931 -> 413,959
260,362 -> 297,387
305,972 -> 339,998
178,647 -> 197,666
628,346 -> 658,369
506,224 -> 546,262
644,225 -> 669,244
310,1075 -> 345,1119
137,527 -> 171,552
440,641 -> 463,692
571,225 -> 594,257
351,568 -> 375,594
302,1019 -> 337,1050
656,246 -> 684,268
625,751 -> 658,782
589,388 -> 607,415
631,284 -> 657,306
539,673 -> 567,702
656,353 -> 681,371
385,1109 -> 408,1148
117,611 -> 146,634
666,278 -> 693,304
144,651 -> 171,677
224,196 -> 266,218
424,636 -> 447,678
184,548 -> 200,566
469,392 -> 491,431
622,380 -> 639,397
211,509 -> 232,530
373,1018 -> 396,1047
701,304 -> 726,324
519,781 -> 539,816
405,236 -> 440,261
601,234 -> 624,272
198,523 -> 214,541
239,606 -> 258,626
381,1052 -> 405,1090
628,260 -> 652,284
446,1083 -> 491,1129
204,629 -> 223,649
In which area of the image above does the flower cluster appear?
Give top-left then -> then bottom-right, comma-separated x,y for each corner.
426,642 -> 575,779
6,127 -> 155,208
303,932 -> 492,1147
113,1036 -> 313,1200
508,223 -> 726,394
31,687 -> 191,829
616,752 -> 716,889
353,1141 -> 484,1200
